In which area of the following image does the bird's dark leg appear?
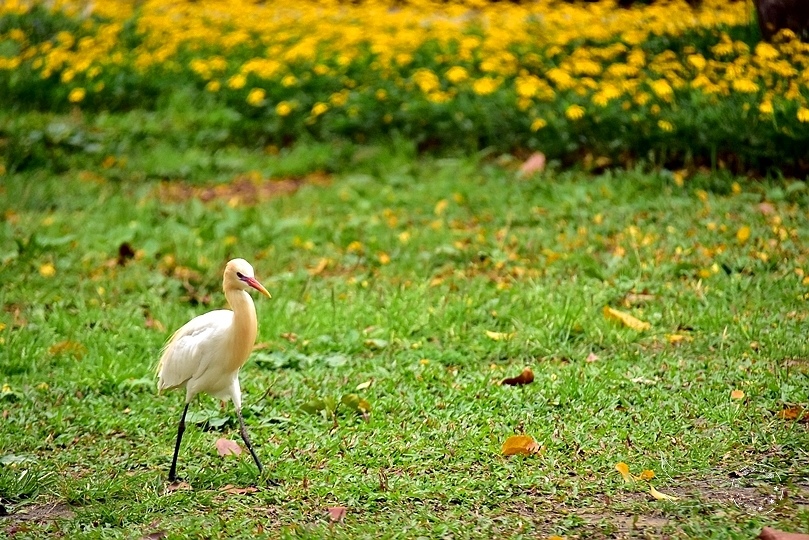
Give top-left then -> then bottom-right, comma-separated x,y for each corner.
236,408 -> 264,475
168,403 -> 190,482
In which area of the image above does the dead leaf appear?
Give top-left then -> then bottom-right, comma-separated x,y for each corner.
650,485 -> 679,501
585,352 -> 599,363
309,258 -> 330,276
220,484 -> 258,495
165,481 -> 192,493
603,306 -> 650,331
759,527 -> 809,540
140,532 -> 168,540
776,406 -> 807,422
519,152 -> 546,177
502,434 -> 540,456
622,292 -> 656,306
327,506 -> 347,523
666,333 -> 691,345
486,330 -> 516,341
730,389 -> 745,400
355,380 -> 372,391
280,332 -> 298,342
500,367 -> 534,386
756,202 -> 775,215
215,438 -> 242,457
615,462 -> 633,483
48,340 -> 86,359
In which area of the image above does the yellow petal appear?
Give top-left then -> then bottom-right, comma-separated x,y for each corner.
736,226 -> 751,244
39,263 -> 56,277
502,434 -> 540,456
638,469 -> 656,480
603,306 -> 650,331
486,330 -> 516,341
650,485 -> 679,501
615,462 -> 633,483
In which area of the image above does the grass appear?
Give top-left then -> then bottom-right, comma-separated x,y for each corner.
1,142 -> 808,539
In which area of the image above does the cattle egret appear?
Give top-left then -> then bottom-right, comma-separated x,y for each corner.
157,258 -> 271,482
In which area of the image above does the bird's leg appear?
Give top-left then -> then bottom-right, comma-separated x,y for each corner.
236,408 -> 264,475
168,403 -> 190,482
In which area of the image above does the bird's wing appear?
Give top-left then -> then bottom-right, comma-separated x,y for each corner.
157,309 -> 233,392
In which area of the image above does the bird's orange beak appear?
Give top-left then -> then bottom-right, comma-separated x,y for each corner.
244,277 -> 271,298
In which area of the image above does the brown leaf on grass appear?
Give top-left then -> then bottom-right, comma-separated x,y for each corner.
650,485 -> 679,501
500,367 -> 534,386
622,292 -> 657,306
519,152 -> 546,177
48,340 -> 86,360
502,434 -> 540,456
603,307 -> 651,331
165,481 -> 192,493
585,352 -> 599,363
140,532 -> 167,540
220,484 -> 258,495
327,506 -> 347,523
757,202 -> 776,215
759,527 -> 809,540
777,406 -> 808,422
308,258 -> 330,276
215,438 -> 242,457
730,389 -> 745,400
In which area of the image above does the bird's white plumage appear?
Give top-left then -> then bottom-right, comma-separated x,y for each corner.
157,309 -> 238,402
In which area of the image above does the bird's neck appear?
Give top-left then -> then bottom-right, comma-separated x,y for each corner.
225,288 -> 258,370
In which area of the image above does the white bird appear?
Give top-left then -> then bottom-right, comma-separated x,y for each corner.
157,258 -> 271,481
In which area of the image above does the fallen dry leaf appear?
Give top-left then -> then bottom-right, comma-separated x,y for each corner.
140,532 -> 167,540
776,406 -> 807,422
220,484 -> 258,495
757,202 -> 776,215
730,389 -> 745,400
615,462 -> 633,483
666,333 -> 691,345
308,258 -> 330,276
759,527 -> 809,540
519,152 -> 546,177
502,434 -> 540,456
355,380 -> 372,391
603,306 -> 650,332
585,352 -> 599,363
48,340 -> 87,359
650,485 -> 679,501
327,506 -> 347,523
500,367 -> 534,386
215,438 -> 242,457
486,330 -> 516,341
165,481 -> 192,493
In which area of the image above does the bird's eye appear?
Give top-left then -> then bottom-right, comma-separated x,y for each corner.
236,271 -> 245,280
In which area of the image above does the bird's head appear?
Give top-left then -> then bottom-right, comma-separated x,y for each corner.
224,258 -> 271,298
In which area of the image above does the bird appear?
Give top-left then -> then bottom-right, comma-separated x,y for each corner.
157,258 -> 271,482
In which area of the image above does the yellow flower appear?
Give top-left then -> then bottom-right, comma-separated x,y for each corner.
311,102 -> 329,116
650,79 -> 673,100
68,88 -> 86,103
759,100 -> 773,115
798,107 -> 809,123
565,104 -> 585,121
227,74 -> 246,89
472,77 -> 500,96
754,42 -> 779,60
413,68 -> 440,93
687,54 -> 706,71
445,66 -> 468,84
530,118 -> 547,131
732,79 -> 759,94
281,74 -> 297,87
375,89 -> 387,100
39,262 -> 56,277
206,80 -> 220,92
246,88 -> 266,106
657,120 -> 674,132
276,101 -> 293,116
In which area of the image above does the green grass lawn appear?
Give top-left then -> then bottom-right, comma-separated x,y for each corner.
1,144 -> 808,539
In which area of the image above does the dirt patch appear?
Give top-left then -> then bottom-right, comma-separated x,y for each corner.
157,172 -> 329,206
2,502 -> 74,522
